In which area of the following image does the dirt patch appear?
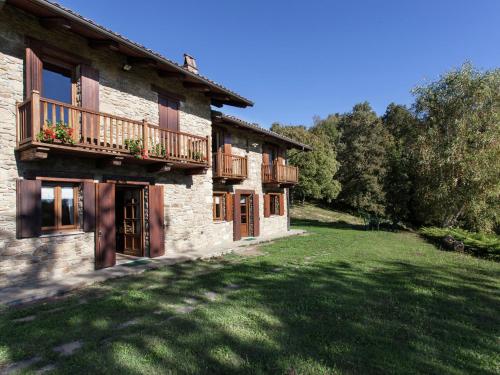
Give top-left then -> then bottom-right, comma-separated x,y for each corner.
233,246 -> 264,257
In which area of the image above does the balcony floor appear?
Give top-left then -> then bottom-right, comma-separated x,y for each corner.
16,141 -> 209,171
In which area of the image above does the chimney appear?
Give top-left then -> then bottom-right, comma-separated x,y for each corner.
183,54 -> 198,74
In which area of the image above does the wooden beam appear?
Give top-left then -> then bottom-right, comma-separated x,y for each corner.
211,100 -> 224,108
147,163 -> 173,173
127,56 -> 157,67
40,17 -> 72,30
88,39 -> 120,51
183,82 -> 211,92
157,70 -> 186,79
20,147 -> 49,161
206,92 -> 231,101
96,156 -> 124,168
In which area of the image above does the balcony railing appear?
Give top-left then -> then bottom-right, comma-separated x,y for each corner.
213,152 -> 248,180
262,163 -> 299,185
16,91 -> 209,166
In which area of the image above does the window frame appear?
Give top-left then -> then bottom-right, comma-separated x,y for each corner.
269,193 -> 281,216
41,55 -> 79,106
41,183 -> 79,233
213,192 -> 226,222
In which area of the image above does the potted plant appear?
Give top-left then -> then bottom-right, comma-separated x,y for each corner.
124,138 -> 148,159
37,120 -> 75,145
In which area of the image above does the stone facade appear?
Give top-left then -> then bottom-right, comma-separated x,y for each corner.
0,4 -> 289,289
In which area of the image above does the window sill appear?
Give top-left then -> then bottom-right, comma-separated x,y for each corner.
213,220 -> 229,224
40,230 -> 86,238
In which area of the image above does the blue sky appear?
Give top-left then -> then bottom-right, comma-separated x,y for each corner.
58,0 -> 500,128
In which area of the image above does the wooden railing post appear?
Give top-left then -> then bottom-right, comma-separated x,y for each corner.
206,136 -> 210,166
31,90 -> 40,139
142,119 -> 149,158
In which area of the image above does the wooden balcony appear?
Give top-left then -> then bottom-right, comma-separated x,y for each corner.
16,91 -> 209,172
212,152 -> 248,182
262,163 -> 299,186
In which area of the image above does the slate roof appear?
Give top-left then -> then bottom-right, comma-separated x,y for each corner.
212,111 -> 313,151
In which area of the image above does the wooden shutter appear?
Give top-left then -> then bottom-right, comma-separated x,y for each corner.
16,179 -> 41,238
262,146 -> 270,165
83,181 -> 96,232
81,65 -> 99,110
95,182 -> 116,269
277,149 -> 285,165
167,99 -> 179,131
263,193 -> 271,218
233,191 -> 241,241
223,132 -> 232,154
279,193 -> 285,216
149,185 -> 165,257
225,192 -> 233,221
25,42 -> 43,98
253,193 -> 260,237
159,95 -> 179,131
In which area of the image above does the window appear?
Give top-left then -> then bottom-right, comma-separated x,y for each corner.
41,58 -> 77,124
42,62 -> 73,104
269,193 -> 280,216
213,193 -> 226,221
41,183 -> 79,232
264,192 -> 284,217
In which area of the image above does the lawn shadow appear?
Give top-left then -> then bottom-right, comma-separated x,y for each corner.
0,252 -> 498,374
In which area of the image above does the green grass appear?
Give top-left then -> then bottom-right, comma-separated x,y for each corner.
420,226 -> 500,259
0,204 -> 499,374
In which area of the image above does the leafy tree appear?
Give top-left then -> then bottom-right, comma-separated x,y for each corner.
336,102 -> 390,216
412,63 -> 500,232
270,123 -> 341,203
382,103 -> 419,222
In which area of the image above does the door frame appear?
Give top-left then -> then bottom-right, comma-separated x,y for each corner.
233,189 -> 260,241
239,193 -> 250,238
116,184 -> 145,257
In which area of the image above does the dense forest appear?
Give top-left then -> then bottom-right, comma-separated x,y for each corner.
273,63 -> 500,234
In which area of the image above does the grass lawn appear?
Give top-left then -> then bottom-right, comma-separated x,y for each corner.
1,204 -> 499,374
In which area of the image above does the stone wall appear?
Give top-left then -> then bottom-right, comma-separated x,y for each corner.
0,5 -> 213,288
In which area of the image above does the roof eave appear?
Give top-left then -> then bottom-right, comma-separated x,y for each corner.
7,0 -> 253,108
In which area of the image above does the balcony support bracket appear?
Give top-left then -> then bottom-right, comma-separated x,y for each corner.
147,163 -> 173,174
185,167 -> 209,175
20,147 -> 49,161
96,156 -> 124,168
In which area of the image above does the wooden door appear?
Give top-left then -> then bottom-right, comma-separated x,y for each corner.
239,194 -> 250,237
149,185 -> 165,257
95,182 -> 116,269
122,189 -> 143,256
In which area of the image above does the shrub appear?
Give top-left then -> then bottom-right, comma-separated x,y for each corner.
420,227 -> 500,260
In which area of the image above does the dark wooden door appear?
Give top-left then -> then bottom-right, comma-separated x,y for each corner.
158,94 -> 179,131
239,194 -> 250,237
149,185 -> 165,258
95,182 -> 116,269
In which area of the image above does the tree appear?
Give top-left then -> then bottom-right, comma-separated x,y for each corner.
382,103 -> 419,223
412,63 -> 500,232
270,123 -> 341,203
336,102 -> 390,216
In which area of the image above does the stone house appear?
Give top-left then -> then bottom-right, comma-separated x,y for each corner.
0,0 -> 311,289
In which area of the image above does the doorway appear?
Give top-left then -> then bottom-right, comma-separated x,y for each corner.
239,194 -> 250,237
115,186 -> 144,257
